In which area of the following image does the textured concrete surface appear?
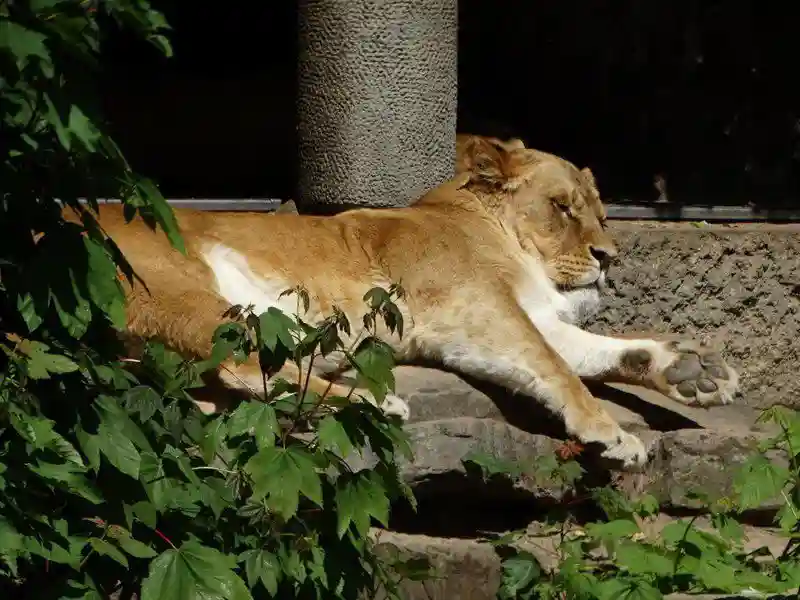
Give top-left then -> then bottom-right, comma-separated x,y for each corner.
595,223 -> 800,410
296,0 -> 457,210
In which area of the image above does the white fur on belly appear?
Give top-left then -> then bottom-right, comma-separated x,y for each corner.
201,243 -> 294,315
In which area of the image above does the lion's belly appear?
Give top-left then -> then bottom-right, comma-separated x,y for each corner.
199,242 -> 413,353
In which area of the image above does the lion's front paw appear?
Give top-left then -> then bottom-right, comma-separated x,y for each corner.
377,393 -> 411,422
653,340 -> 739,407
351,390 -> 411,422
600,430 -> 648,470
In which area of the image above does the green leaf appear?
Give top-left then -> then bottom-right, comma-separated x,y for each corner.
245,445 -> 322,520
53,280 -> 92,339
462,450 -> 521,481
17,292 -> 44,331
43,91 -> 72,151
16,339 -> 79,379
37,352 -> 80,375
27,458 -> 104,502
776,501 -> 800,532
84,237 -> 126,329
95,394 -> 153,452
67,104 -> 100,151
598,578 -> 663,600
585,519 -> 640,544
0,519 -> 23,554
278,545 -> 307,584
317,414 -> 354,457
201,416 -> 228,464
122,386 -> 162,422
95,423 -> 141,479
133,176 -> 185,254
734,455 -> 791,511
363,287 -> 391,310
592,486 -> 636,521
0,21 -> 52,74
615,542 -> 673,576
499,551 -> 541,598
556,556 -> 600,599
88,537 -> 129,568
258,308 -> 298,351
116,534 -> 158,559
76,425 -> 101,471
711,512 -> 746,542
351,337 -> 395,403
29,0 -> 63,12
334,471 -> 390,538
163,445 -> 203,487
130,500 -> 158,529
693,558 -> 739,592
780,559 -> 800,587
227,400 -> 279,447
662,519 -> 730,559
141,541 -> 252,600
241,549 -> 281,595
634,494 -> 661,517
139,453 -> 174,511
60,577 -> 104,600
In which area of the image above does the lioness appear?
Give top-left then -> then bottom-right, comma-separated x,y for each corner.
68,136 -> 738,469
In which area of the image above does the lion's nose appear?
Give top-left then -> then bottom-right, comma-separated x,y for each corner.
589,245 -> 616,271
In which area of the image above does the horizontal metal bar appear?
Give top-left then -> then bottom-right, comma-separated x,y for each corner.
70,197 -> 800,221
604,204 -> 800,222
79,197 -> 284,212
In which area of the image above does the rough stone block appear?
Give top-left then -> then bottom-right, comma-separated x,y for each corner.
371,518 -> 790,600
643,429 -> 787,510
345,415 -> 784,513
371,530 -> 501,600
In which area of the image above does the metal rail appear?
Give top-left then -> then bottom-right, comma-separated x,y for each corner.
81,197 -> 800,222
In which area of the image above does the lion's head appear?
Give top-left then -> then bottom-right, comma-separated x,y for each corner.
455,134 -> 617,293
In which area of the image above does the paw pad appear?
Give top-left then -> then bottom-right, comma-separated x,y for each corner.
659,342 -> 739,407
664,353 -> 702,384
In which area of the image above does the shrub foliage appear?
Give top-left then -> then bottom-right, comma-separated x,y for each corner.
0,2 -> 422,598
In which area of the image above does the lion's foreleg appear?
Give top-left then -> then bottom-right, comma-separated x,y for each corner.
410,294 -> 648,468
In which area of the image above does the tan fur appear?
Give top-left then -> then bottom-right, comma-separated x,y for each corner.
62,135 -> 739,468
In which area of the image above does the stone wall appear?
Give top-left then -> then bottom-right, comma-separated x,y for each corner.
596,222 -> 800,410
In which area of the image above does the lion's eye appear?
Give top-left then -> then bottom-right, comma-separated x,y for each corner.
557,203 -> 572,217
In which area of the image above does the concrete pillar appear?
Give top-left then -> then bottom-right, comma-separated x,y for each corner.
296,0 -> 457,212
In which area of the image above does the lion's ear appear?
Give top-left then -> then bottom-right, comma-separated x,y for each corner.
580,167 -> 607,218
460,137 -> 517,189
504,138 -> 526,151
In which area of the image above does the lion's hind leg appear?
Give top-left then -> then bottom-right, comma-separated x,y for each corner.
125,286 -> 410,421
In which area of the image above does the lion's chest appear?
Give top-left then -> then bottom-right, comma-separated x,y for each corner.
514,259 -> 604,328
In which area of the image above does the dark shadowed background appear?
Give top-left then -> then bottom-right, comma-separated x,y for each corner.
99,0 -> 800,209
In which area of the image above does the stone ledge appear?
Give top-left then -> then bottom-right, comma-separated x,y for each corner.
371,519 -> 790,600
347,415 -> 782,513
387,366 -> 785,512
394,366 -> 766,436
